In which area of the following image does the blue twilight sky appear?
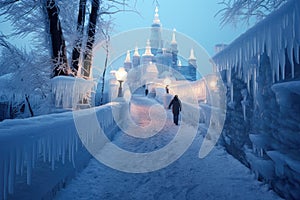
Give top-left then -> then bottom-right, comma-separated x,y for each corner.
111,0 -> 249,56
0,0 -> 249,56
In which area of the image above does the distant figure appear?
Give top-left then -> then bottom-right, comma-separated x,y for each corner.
165,85 -> 169,94
145,88 -> 149,96
168,95 -> 182,125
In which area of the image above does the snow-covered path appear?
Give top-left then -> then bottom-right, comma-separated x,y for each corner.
55,95 -> 281,200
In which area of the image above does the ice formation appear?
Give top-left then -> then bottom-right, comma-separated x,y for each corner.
0,104 -> 116,199
213,1 -> 300,198
213,0 -> 300,94
51,76 -> 96,109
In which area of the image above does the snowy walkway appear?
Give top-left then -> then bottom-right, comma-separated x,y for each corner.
55,95 -> 281,200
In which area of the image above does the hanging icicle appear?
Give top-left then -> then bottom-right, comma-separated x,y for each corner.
0,103 -> 117,199
213,0 -> 300,84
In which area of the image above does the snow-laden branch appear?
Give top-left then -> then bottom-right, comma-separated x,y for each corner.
216,0 -> 287,27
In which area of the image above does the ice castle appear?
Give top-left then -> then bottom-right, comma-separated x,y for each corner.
122,7 -> 197,81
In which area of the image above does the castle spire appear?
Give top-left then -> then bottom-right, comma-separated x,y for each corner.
153,6 -> 161,25
132,46 -> 141,68
124,50 -> 132,71
188,48 -> 197,68
143,39 -> 154,56
133,46 -> 140,57
171,28 -> 177,44
189,48 -> 196,60
124,50 -> 131,63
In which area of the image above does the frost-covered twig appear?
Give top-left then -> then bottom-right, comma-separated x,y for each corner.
216,0 -> 287,27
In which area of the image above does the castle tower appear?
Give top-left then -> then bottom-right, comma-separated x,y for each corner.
124,50 -> 132,71
187,48 -> 197,81
150,7 -> 163,55
142,39 -> 154,65
188,48 -> 197,67
132,46 -> 140,68
170,28 -> 178,66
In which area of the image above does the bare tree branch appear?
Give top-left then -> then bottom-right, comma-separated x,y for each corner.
216,0 -> 287,27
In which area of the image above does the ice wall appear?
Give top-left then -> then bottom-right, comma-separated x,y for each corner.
214,0 -> 300,93
0,104 -> 117,199
213,0 -> 300,199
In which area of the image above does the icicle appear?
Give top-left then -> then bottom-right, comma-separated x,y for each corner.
279,49 -> 286,80
62,137 -> 66,165
253,67 -> 257,105
3,159 -> 8,200
43,139 -> 46,163
247,70 -> 251,93
71,138 -> 75,168
287,35 -> 295,78
26,147 -> 32,185
32,142 -> 36,169
8,150 -> 15,194
241,89 -> 247,121
20,149 -> 24,176
294,45 -> 299,64
75,134 -> 78,152
16,147 -> 21,175
230,84 -> 233,103
48,137 -> 51,163
273,55 -> 280,82
68,135 -> 72,162
51,137 -> 55,171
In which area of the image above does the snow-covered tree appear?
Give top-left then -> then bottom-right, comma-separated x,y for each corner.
0,0 -> 136,118
216,0 -> 287,26
0,37 -> 51,118
0,0 -> 133,78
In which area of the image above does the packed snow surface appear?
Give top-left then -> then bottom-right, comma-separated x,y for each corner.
55,95 -> 281,200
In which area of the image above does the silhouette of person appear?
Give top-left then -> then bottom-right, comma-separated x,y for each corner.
165,85 -> 169,94
168,95 -> 182,125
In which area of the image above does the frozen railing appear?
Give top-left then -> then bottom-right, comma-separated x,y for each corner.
0,103 -> 118,199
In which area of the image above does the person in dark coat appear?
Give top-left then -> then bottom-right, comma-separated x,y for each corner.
168,95 -> 182,125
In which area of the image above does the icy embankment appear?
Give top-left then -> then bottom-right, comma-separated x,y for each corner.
0,103 -> 118,199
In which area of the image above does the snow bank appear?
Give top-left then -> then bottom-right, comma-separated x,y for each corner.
0,103 -> 118,199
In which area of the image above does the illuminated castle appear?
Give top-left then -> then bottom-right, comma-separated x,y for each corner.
123,7 -> 197,81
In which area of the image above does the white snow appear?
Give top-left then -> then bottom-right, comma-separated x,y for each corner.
54,95 -> 281,200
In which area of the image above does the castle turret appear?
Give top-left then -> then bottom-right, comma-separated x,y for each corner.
150,7 -> 163,55
124,50 -> 132,71
187,48 -> 197,81
142,39 -> 154,65
132,46 -> 140,68
188,48 -> 197,67
170,28 -> 178,66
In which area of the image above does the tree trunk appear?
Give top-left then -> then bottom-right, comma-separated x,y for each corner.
71,0 -> 87,75
25,95 -> 34,117
100,33 -> 110,105
46,0 -> 69,77
82,0 -> 100,79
